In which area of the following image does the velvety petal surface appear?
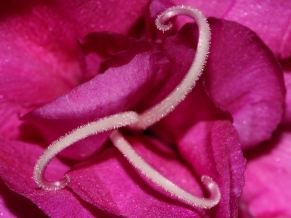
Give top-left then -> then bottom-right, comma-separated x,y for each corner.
0,139 -> 115,218
0,0 -> 150,55
152,80 -> 246,218
145,18 -> 284,150
0,0 -> 150,138
203,19 -> 285,149
0,180 -> 48,218
172,0 -> 291,59
240,127 -> 291,217
68,135 -> 210,218
25,48 -> 171,160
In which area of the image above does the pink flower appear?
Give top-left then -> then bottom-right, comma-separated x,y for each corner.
171,0 -> 291,217
0,0 -> 287,217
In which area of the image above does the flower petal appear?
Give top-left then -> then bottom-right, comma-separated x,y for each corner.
204,19 -> 285,149
68,135 -> 210,217
0,180 -> 48,218
152,80 -> 246,218
240,127 -> 291,217
146,18 -> 284,149
24,51 -> 171,160
282,58 -> 291,123
134,15 -> 285,151
172,0 -> 291,59
0,0 -> 150,106
0,140 -> 113,217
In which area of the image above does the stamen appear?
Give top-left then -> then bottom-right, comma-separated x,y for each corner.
131,5 -> 211,130
33,112 -> 139,190
33,5 -> 221,211
110,130 -> 221,208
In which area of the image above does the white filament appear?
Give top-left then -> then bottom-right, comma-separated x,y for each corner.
33,112 -> 139,190
110,130 -> 221,208
131,5 -> 211,130
33,5 -> 221,210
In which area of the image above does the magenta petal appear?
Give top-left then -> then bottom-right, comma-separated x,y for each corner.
0,140 -> 113,217
172,0 -> 291,59
152,80 -> 246,218
283,71 -> 291,123
204,19 -> 285,149
0,181 -> 48,218
240,128 -> 291,217
0,37 -> 79,106
79,32 -> 152,80
0,0 -> 150,107
68,135 -> 211,217
25,51 -> 171,160
0,0 -> 149,54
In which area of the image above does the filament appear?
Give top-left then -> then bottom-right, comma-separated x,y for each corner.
110,130 -> 221,208
33,112 -> 139,190
33,5 -> 221,210
131,5 -> 211,130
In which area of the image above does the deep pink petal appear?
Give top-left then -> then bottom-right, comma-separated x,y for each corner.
204,19 -> 285,149
79,32 -> 136,80
0,0 -> 150,107
24,51 -> 171,160
240,127 -> 291,217
0,0 -> 149,54
281,58 -> 291,123
0,180 -> 48,218
172,0 -> 291,59
283,71 -> 291,123
152,81 -> 246,218
145,18 -> 284,149
68,135 -> 210,217
0,36 -> 79,106
0,139 -> 114,217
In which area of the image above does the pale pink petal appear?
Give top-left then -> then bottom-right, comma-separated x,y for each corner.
172,0 -> 291,59
240,128 -> 291,217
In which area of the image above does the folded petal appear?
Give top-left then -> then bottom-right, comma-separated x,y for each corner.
25,50 -> 171,160
204,19 -> 285,149
147,18 -> 284,149
172,0 -> 291,59
240,127 -> 291,217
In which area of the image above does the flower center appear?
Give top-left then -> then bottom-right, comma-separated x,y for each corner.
33,5 -> 221,209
